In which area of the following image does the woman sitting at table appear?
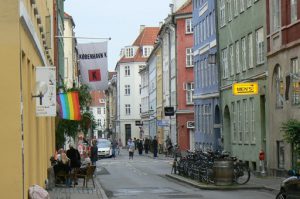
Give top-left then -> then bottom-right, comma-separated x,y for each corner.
53,152 -> 71,185
78,151 -> 92,175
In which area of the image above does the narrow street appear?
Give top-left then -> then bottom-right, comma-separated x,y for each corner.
96,149 -> 276,199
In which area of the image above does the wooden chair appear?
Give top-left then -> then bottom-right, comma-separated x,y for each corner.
76,165 -> 96,188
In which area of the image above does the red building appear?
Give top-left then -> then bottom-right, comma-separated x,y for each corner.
174,0 -> 194,151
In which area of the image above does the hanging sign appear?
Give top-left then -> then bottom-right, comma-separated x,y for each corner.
232,82 -> 259,96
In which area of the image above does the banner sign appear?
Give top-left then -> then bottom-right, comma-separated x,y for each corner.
232,82 -> 259,95
36,66 -> 56,116
77,42 -> 108,90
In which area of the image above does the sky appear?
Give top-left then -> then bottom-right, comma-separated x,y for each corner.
65,0 -> 172,71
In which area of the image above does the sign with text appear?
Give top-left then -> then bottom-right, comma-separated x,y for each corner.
232,82 -> 258,96
157,120 -> 169,127
77,42 -> 108,90
36,66 -> 56,116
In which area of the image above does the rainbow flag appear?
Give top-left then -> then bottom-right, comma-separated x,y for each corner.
57,91 -> 81,120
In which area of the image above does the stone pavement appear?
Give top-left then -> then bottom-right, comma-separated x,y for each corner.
48,177 -> 108,199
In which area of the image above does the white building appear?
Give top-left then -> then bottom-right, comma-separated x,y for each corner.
90,90 -> 106,139
63,12 -> 78,88
115,26 -> 160,145
140,66 -> 150,138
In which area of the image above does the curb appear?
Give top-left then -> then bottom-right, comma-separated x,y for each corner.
165,174 -> 272,191
96,178 -> 108,199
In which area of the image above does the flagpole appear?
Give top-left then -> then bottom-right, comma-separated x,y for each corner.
55,36 -> 111,40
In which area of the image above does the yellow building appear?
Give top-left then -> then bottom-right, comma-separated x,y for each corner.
156,46 -> 164,145
0,0 -> 55,198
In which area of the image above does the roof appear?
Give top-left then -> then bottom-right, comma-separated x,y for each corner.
175,0 -> 192,15
118,27 -> 160,64
90,90 -> 106,107
108,71 -> 117,80
64,12 -> 75,27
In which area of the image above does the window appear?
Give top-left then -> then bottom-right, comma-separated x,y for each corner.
125,66 -> 130,76
248,33 -> 254,68
237,100 -> 242,142
97,107 -> 101,114
103,107 -> 106,114
204,18 -> 206,40
125,47 -> 134,58
201,60 -> 204,88
185,82 -> 194,104
232,102 -> 237,142
256,28 -> 264,64
186,18 -> 193,33
249,97 -> 255,143
220,0 -> 226,27
143,47 -> 152,57
291,58 -> 300,105
186,48 -> 194,67
247,0 -> 252,8
241,37 -> 246,71
277,141 -> 285,169
228,0 -> 233,21
125,85 -> 130,95
244,99 -> 249,143
125,104 -> 131,115
206,16 -> 209,37
140,104 -> 142,113
273,0 -> 280,31
275,66 -> 284,108
229,45 -> 234,75
139,84 -> 142,94
235,41 -> 240,73
222,48 -> 229,78
240,0 -> 245,12
291,0 -> 298,23
234,0 -> 239,16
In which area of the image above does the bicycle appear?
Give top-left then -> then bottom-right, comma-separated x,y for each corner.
232,158 -> 251,185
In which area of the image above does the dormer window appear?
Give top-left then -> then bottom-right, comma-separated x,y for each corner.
125,47 -> 134,58
142,46 -> 153,57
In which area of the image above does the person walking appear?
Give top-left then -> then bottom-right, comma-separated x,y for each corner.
152,136 -> 158,158
111,138 -> 118,159
90,140 -> 98,165
137,139 -> 143,155
144,138 -> 149,154
127,138 -> 135,160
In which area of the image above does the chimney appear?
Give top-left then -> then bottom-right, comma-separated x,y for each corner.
159,21 -> 163,28
169,3 -> 174,13
140,25 -> 145,33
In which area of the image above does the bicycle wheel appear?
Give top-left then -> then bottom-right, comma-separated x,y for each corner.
275,191 -> 286,199
234,164 -> 250,185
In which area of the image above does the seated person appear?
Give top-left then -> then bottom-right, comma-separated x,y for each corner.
78,151 -> 92,175
53,153 -> 71,185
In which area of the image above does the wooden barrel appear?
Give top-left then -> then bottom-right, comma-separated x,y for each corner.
213,160 -> 233,186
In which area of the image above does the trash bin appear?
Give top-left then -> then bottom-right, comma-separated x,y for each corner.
213,160 -> 233,186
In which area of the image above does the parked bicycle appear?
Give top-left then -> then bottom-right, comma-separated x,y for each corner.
175,150 -> 250,185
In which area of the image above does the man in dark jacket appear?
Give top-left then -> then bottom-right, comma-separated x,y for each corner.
90,140 -> 98,165
66,144 -> 81,169
152,136 -> 158,158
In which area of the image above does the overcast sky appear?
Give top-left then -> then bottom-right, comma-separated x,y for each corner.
65,0 -> 172,71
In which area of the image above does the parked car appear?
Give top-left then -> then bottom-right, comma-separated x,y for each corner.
97,139 -> 112,158
276,170 -> 300,199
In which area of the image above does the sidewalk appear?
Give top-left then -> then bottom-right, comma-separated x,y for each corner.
143,150 -> 283,193
165,173 -> 284,193
48,177 -> 108,199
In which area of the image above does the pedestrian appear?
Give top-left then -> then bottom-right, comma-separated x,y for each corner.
66,144 -> 81,185
90,139 -> 98,165
127,138 -> 135,160
111,138 -> 118,159
152,136 -> 158,158
137,139 -> 143,155
144,138 -> 149,154
165,136 -> 173,157
133,137 -> 137,150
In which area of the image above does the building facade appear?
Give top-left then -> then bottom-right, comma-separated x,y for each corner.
0,0 -> 56,198
267,0 -> 300,175
140,65 -> 150,138
115,26 -> 159,145
174,0 -> 195,151
106,72 -> 117,140
193,0 -> 220,151
217,0 -> 268,171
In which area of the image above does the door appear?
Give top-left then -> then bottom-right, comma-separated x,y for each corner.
125,124 -> 131,145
